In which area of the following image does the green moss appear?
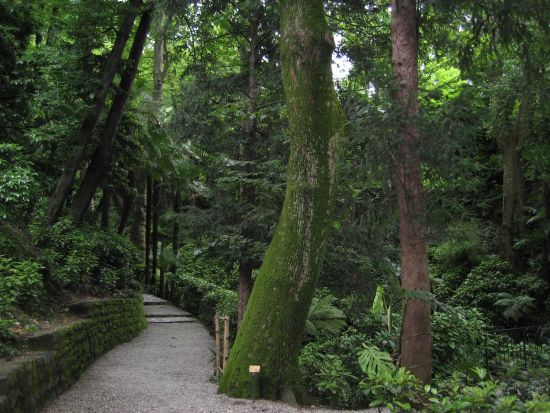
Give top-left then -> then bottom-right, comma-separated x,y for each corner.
219,0 -> 343,402
0,294 -> 146,413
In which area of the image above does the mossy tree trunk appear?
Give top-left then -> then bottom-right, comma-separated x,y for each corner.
219,0 -> 342,402
237,5 -> 260,329
390,0 -> 432,384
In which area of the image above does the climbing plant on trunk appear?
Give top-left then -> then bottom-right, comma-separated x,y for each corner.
390,0 -> 432,384
219,0 -> 343,402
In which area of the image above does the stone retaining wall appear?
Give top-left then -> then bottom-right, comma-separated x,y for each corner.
0,294 -> 147,413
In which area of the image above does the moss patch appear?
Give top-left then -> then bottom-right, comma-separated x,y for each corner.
0,294 -> 146,413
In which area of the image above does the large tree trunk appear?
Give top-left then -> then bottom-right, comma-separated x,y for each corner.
391,0 -> 432,384
100,186 -> 111,229
69,9 -> 153,224
118,171 -> 136,234
219,0 -> 342,401
237,7 -> 260,329
130,172 -> 146,253
172,188 -> 181,272
152,180 -> 161,287
145,175 -> 153,284
501,96 -> 529,270
47,2 -> 140,224
540,181 -> 550,281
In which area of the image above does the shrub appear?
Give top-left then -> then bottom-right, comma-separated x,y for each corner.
0,256 -> 43,312
299,341 -> 358,408
450,256 -> 517,324
0,143 -> 37,221
39,219 -> 140,293
359,367 -> 422,412
432,307 -> 490,374
173,244 -> 237,326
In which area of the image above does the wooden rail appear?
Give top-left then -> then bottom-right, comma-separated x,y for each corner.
214,315 -> 230,377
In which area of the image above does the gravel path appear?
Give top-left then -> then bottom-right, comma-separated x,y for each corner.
43,297 -> 384,413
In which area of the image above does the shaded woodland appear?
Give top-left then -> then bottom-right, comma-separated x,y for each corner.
1,0 -> 549,411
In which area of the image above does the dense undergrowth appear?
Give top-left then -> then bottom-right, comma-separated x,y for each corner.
0,216 -> 142,358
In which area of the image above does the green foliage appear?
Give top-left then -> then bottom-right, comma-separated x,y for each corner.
299,342 -> 357,408
494,294 -> 536,322
0,144 -> 37,220
0,257 -> 43,312
432,307 -> 490,374
450,256 -> 526,325
39,219 -> 140,293
359,367 -> 422,412
305,294 -> 347,338
0,318 -> 18,358
173,243 -> 237,325
357,344 -> 395,377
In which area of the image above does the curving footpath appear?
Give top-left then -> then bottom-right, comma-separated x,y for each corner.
43,295 -> 383,413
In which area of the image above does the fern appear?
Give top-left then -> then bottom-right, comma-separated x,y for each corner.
495,293 -> 535,322
357,344 -> 395,377
305,295 -> 347,337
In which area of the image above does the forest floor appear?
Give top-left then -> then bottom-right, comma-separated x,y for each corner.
43,294 -> 385,413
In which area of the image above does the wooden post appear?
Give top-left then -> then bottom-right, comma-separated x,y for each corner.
215,315 -> 221,377
223,316 -> 229,371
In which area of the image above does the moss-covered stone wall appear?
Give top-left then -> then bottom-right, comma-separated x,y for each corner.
0,294 -> 146,413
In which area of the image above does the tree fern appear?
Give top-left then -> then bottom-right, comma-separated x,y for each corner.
305,295 -> 347,337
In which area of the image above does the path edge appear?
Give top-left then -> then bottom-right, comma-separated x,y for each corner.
0,294 -> 147,413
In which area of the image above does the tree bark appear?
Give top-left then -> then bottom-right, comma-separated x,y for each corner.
47,2 -> 141,224
100,186 -> 111,229
219,0 -> 342,401
145,175 -> 153,284
391,0 -> 432,384
501,96 -> 529,270
237,6 -> 260,329
130,172 -> 146,254
118,171 -> 136,234
152,180 -> 161,287
172,188 -> 181,273
540,181 -> 550,282
69,8 -> 153,224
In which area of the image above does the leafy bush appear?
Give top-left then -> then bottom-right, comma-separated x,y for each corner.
359,367 -> 422,412
299,341 -> 358,408
425,368 -> 550,413
0,144 -> 37,221
39,219 -> 140,293
451,256 -> 541,326
0,257 -> 43,312
432,307 -> 490,374
173,244 -> 237,326
0,318 -> 18,358
430,222 -> 486,301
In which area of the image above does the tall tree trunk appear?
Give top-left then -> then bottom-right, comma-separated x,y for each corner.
130,172 -> 146,253
220,0 -> 342,401
118,171 -> 136,234
501,96 -> 529,270
47,2 -> 140,224
391,0 -> 432,384
69,9 -> 153,224
145,175 -> 153,284
152,180 -> 161,287
540,181 -> 550,282
100,186 -> 111,229
172,188 -> 181,273
237,7 -> 260,329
